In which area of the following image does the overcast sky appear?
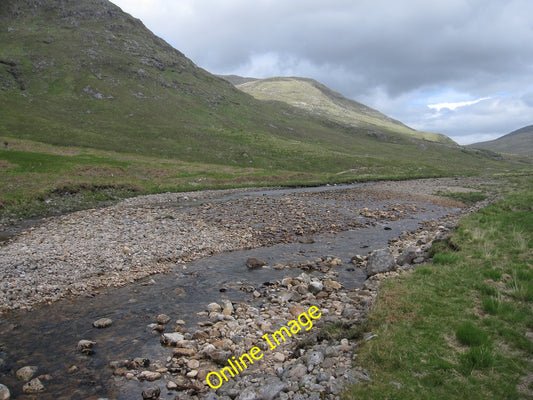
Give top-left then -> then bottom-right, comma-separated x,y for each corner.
111,0 -> 533,144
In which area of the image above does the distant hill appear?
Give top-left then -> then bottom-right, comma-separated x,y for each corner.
0,0 -> 512,180
469,125 -> 533,156
222,76 -> 454,144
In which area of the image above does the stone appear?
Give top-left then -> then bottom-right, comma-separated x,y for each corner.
413,256 -> 426,264
173,347 -> 196,357
22,378 -> 44,394
246,257 -> 266,270
208,350 -> 231,365
0,384 -> 10,400
324,280 -> 342,290
187,359 -> 200,369
156,314 -> 171,324
316,371 -> 330,383
207,303 -> 222,312
132,358 -> 150,368
341,305 -> 356,319
306,350 -> 324,371
16,366 -> 38,381
351,254 -> 364,264
365,248 -> 396,276
259,377 -> 287,400
272,352 -> 285,363
138,371 -> 162,381
77,339 -> 96,355
141,386 -> 161,400
396,246 -> 419,265
285,363 -> 307,379
237,387 -> 262,400
167,381 -> 178,390
289,305 -> 305,317
92,318 -> 113,328
160,332 -> 184,346
308,281 -> 323,295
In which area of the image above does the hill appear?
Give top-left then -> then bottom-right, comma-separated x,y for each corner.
469,125 -> 533,156
0,0 -> 528,220
223,76 -> 454,144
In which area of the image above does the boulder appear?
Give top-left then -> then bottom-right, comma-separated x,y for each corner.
246,257 -> 267,270
365,248 -> 396,276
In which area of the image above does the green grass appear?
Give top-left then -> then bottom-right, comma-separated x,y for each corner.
342,174 -> 533,400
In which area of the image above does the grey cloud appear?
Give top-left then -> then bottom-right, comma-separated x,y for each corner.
112,0 -> 533,143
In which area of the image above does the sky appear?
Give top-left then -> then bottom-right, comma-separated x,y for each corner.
111,0 -> 533,145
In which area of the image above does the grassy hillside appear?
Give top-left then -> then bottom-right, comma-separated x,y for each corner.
0,0 -> 530,220
341,174 -> 533,400
229,76 -> 454,144
469,125 -> 533,156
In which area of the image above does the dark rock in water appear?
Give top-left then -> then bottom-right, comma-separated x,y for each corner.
142,386 -> 161,400
156,314 -> 171,324
16,366 -> 38,381
246,257 -> 267,269
365,248 -> 396,276
384,226 -> 392,230
77,340 -> 96,355
160,332 -> 184,346
22,378 -> 44,394
132,357 -> 150,369
92,318 -> 112,328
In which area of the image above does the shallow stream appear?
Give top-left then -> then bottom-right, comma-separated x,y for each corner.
0,185 -> 457,399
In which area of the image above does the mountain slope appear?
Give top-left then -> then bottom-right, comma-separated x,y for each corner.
469,125 -> 533,156
0,0 -> 511,180
225,76 -> 454,144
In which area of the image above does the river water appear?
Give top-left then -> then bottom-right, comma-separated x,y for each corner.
0,185 -> 457,399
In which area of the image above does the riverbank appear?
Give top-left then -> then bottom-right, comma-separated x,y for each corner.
343,174 -> 533,400
0,177 -> 493,313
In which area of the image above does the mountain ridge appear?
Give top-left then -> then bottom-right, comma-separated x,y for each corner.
469,125 -> 533,156
0,0 -> 515,180
221,75 -> 454,144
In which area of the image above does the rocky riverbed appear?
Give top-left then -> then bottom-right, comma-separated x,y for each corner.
0,177 -> 501,399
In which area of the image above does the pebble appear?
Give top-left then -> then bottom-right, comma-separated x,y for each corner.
77,339 -> 96,355
156,314 -> 171,324
92,318 -> 113,328
0,384 -> 10,400
22,378 -> 45,394
15,365 -> 38,381
141,386 -> 161,400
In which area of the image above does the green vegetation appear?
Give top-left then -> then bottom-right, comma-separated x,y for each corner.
233,76 -> 454,144
0,0 -> 531,221
469,125 -> 533,156
341,174 -> 533,400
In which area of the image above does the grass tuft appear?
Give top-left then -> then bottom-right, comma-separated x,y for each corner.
456,321 -> 490,347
